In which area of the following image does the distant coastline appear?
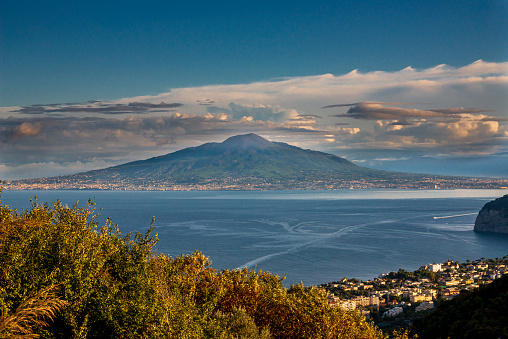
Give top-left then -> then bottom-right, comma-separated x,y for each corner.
3,175 -> 508,191
4,134 -> 508,191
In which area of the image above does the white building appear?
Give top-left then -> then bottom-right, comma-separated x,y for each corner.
429,264 -> 442,272
382,307 -> 403,318
415,301 -> 434,312
369,295 -> 380,307
339,300 -> 356,312
410,294 -> 433,303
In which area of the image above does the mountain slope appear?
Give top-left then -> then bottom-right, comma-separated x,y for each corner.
5,133 -> 508,190
105,133 -> 359,180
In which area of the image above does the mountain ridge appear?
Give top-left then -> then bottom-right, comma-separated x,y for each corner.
4,133 -> 508,190
103,133 -> 358,179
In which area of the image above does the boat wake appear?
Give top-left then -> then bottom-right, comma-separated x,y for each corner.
236,219 -> 395,269
433,213 -> 477,219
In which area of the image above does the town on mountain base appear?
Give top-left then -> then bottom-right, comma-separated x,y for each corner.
320,256 -> 508,330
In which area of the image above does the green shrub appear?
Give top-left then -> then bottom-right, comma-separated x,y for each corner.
0,193 -> 384,338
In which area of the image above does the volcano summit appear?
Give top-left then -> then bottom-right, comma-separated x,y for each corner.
5,134 -> 507,190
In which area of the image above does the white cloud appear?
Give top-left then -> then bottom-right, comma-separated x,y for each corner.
0,160 -> 115,180
227,103 -> 299,122
337,127 -> 361,135
332,114 -> 503,154
0,60 -> 507,179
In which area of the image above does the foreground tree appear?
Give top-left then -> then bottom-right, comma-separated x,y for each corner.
0,192 -> 386,338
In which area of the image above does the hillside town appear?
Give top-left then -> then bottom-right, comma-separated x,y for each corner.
321,257 -> 508,330
3,133 -> 508,191
4,174 -> 508,191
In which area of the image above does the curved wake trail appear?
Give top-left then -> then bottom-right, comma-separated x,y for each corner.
236,219 -> 395,269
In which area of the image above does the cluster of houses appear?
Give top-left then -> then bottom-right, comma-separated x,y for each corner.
324,258 -> 508,320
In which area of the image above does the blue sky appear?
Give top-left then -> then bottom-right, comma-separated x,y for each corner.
2,0 -> 506,106
1,0 -> 507,179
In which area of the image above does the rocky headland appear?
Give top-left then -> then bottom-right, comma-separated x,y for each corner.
474,195 -> 508,233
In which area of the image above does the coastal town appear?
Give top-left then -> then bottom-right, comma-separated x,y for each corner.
4,174 -> 508,191
4,133 -> 508,191
321,257 -> 508,330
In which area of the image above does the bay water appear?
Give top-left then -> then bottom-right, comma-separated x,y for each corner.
2,189 -> 507,286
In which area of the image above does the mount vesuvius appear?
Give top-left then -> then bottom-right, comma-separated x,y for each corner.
5,134 -> 507,190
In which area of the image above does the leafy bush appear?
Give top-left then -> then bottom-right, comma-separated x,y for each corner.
0,197 -> 162,338
0,193 -> 385,338
481,194 -> 508,217
210,307 -> 271,339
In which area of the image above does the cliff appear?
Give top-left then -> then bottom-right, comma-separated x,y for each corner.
474,195 -> 508,233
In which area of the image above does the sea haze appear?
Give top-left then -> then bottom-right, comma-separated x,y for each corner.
2,189 -> 508,286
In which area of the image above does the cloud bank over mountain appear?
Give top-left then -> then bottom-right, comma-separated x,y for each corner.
1,60 -> 507,180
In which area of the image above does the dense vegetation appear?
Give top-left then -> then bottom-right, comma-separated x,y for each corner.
410,274 -> 508,338
0,193 -> 389,338
481,194 -> 508,217
385,269 -> 440,283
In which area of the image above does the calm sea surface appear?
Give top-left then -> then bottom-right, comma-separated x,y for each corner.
2,189 -> 508,286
